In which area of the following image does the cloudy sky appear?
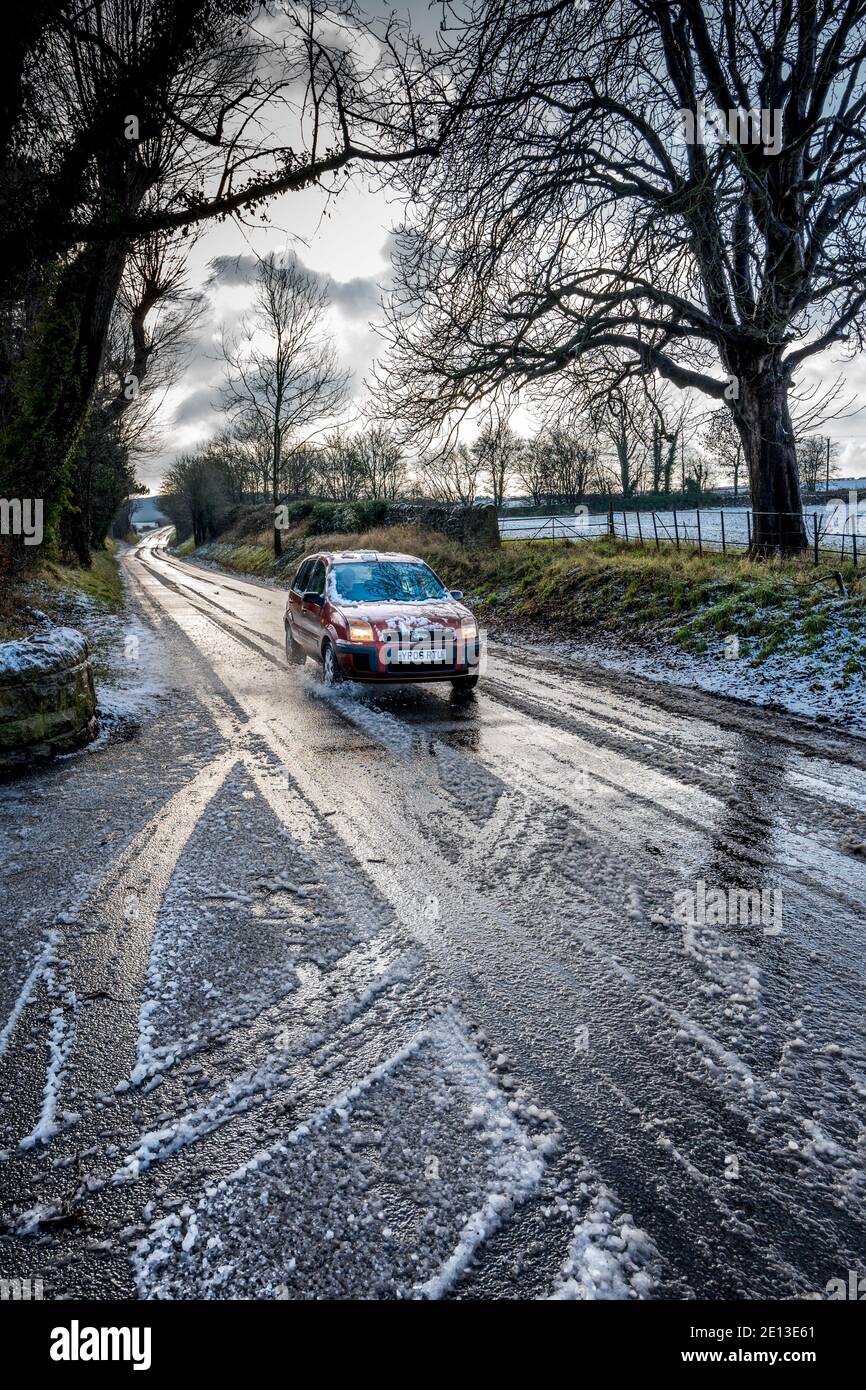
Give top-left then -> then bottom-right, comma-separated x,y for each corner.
139,170 -> 398,493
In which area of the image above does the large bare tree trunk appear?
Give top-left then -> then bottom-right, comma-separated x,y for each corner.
733,356 -> 806,557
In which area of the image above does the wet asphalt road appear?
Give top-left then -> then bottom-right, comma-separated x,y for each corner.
1,530 -> 865,1300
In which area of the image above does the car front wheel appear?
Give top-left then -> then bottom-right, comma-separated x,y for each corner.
322,640 -> 343,686
451,674 -> 479,692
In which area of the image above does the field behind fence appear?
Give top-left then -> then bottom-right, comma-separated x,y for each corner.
499,502 -> 864,565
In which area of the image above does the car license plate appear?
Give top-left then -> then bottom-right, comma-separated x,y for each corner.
395,648 -> 447,665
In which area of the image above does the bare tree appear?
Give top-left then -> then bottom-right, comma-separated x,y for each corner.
307,423 -> 406,500
64,229 -> 202,561
349,425 -> 406,500
197,428 -> 263,504
517,436 -> 550,506
797,435 -> 840,494
381,0 -> 866,555
523,424 -> 598,503
591,384 -> 648,499
702,409 -> 744,498
685,451 -> 715,494
472,409 -> 523,507
220,253 -> 348,554
163,449 -> 231,547
314,430 -> 363,501
416,442 -> 484,505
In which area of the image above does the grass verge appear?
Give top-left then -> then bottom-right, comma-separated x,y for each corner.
0,541 -> 125,641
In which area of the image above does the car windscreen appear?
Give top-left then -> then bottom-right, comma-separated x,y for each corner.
331,561 -> 449,604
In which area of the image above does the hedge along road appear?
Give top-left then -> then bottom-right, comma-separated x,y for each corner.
0,527 -> 865,1300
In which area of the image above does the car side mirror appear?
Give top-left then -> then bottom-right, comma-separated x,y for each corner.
449,589 -> 464,600
304,591 -> 324,606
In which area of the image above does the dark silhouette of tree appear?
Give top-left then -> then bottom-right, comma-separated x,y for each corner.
381,0 -> 866,555
416,442 -> 484,505
163,450 -> 231,546
797,434 -> 839,493
62,231 -> 202,563
521,425 -> 599,505
471,408 -> 523,506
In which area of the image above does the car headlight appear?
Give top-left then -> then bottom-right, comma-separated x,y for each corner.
348,620 -> 375,643
460,620 -> 478,639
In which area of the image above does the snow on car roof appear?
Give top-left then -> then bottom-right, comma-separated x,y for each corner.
324,550 -> 425,563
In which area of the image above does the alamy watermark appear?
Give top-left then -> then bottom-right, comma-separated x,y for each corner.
675,98 -> 783,156
824,490 -> 866,536
1,1276 -> 43,1300
50,1321 -> 151,1370
673,879 -> 782,936
0,497 -> 43,546
825,1270 -> 866,1300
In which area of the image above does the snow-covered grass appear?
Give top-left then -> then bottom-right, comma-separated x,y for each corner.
42,543 -> 126,610
535,620 -> 866,729
0,542 -> 124,641
189,539 -> 284,577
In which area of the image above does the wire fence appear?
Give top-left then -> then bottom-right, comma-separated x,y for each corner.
498,503 -> 864,565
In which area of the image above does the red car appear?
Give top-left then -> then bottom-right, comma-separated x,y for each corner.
284,549 -> 480,690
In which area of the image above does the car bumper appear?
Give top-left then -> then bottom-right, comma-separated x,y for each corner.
334,640 -> 479,682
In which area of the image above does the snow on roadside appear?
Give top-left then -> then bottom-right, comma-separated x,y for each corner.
90,606 -> 168,735
8,558 -> 171,745
510,621 -> 864,733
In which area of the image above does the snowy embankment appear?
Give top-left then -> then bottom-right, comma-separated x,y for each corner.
522,615 -> 866,732
53,547 -> 168,742
87,605 -> 168,740
1,542 -> 169,765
